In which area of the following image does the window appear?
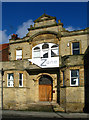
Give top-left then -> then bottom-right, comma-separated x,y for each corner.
33,47 -> 40,58
51,45 -> 59,57
72,42 -> 80,55
19,73 -> 23,87
42,43 -> 49,58
16,49 -> 22,60
70,70 -> 79,86
32,43 -> 59,59
7,73 -> 14,87
42,43 -> 49,49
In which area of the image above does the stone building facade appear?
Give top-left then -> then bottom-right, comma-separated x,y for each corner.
0,14 -> 89,112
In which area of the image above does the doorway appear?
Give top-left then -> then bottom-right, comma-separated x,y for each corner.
39,75 -> 53,101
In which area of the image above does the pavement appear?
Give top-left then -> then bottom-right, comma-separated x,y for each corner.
0,110 -> 89,119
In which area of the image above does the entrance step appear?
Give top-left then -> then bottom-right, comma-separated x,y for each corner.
50,103 -> 65,112
27,102 -> 65,112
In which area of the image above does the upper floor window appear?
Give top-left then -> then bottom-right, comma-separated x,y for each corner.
16,49 -> 22,60
51,45 -> 59,57
19,73 -> 23,87
32,43 -> 59,59
70,69 -> 79,86
72,42 -> 80,55
7,73 -> 14,87
33,47 -> 40,58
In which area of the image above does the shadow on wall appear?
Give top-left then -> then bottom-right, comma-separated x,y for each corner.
84,45 -> 89,113
57,70 -> 60,104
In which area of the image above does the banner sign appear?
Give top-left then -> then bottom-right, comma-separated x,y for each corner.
28,57 -> 59,68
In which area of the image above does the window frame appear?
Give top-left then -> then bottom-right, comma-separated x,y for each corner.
16,49 -> 22,60
51,46 -> 59,57
19,73 -> 23,87
7,73 -> 14,87
32,43 -> 59,59
72,42 -> 80,55
70,69 -> 79,86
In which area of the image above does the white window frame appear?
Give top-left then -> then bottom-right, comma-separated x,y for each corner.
16,49 -> 22,60
32,43 -> 59,59
7,73 -> 14,87
72,42 -> 80,55
51,46 -> 59,57
70,70 -> 79,86
19,73 -> 23,87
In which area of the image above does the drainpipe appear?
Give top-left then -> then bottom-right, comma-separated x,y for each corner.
1,68 -> 4,110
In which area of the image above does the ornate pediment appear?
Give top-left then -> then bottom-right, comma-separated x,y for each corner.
34,13 -> 56,23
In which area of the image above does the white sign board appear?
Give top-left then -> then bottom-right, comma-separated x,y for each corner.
28,57 -> 59,68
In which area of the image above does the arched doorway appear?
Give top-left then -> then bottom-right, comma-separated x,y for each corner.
39,75 -> 53,101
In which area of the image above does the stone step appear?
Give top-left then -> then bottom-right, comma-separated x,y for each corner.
53,106 -> 65,112
52,103 -> 65,112
27,102 -> 65,112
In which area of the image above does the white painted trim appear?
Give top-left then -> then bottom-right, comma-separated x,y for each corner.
70,70 -> 79,86
7,73 -> 14,87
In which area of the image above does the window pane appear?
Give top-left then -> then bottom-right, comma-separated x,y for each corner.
19,80 -> 22,86
71,78 -> 77,85
42,50 -> 48,58
73,42 -> 79,49
72,42 -> 80,55
19,73 -> 22,79
8,82 -> 10,86
8,73 -> 14,87
8,73 -> 13,80
16,50 -> 22,60
71,70 -> 79,77
33,51 -> 40,58
73,50 -> 80,55
43,53 -> 48,58
42,43 -> 49,49
51,49 -> 59,57
19,73 -> 23,86
51,45 -> 58,48
16,56 -> 22,60
16,50 -> 22,55
34,47 -> 40,50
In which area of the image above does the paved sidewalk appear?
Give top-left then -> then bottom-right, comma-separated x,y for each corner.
1,110 -> 89,118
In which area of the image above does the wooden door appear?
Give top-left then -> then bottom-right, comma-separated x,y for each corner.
39,85 -> 52,101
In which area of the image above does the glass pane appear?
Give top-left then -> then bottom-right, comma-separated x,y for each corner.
51,45 -> 58,48
71,78 -> 77,85
39,75 -> 52,85
19,80 -> 22,86
71,70 -> 79,77
73,42 -> 79,49
8,82 -> 10,86
33,51 -> 40,57
73,50 -> 80,55
19,73 -> 22,79
34,47 -> 40,50
42,50 -> 48,58
43,53 -> 48,58
42,43 -> 49,49
8,74 -> 10,79
10,81 -> 13,86
51,49 -> 59,57
8,73 -> 13,80
16,55 -> 22,60
16,50 -> 22,55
